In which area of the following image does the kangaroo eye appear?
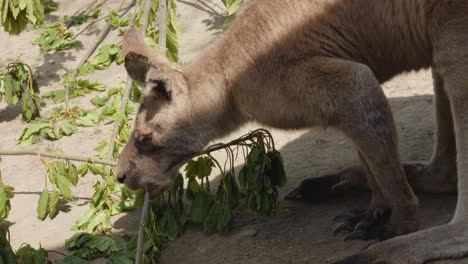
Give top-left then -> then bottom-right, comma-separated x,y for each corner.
135,133 -> 152,145
133,132 -> 162,154
133,133 -> 153,152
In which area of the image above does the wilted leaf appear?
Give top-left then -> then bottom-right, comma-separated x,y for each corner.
37,189 -> 49,220
56,173 -> 73,199
48,190 -> 60,219
190,191 -> 213,224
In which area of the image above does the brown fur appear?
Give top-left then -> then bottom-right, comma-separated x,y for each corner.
117,1 -> 468,263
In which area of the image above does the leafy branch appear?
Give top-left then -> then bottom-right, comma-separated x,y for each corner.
0,0 -> 45,35
0,62 -> 42,121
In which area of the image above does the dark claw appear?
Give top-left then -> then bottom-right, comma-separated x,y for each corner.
333,222 -> 354,236
334,208 -> 366,222
332,207 -> 391,241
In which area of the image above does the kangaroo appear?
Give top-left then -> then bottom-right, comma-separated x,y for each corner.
116,0 -> 468,263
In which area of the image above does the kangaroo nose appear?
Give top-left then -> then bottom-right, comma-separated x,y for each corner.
116,171 -> 127,183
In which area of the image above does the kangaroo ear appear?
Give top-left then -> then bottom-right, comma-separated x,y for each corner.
123,28 -> 173,83
123,28 -> 152,83
125,52 -> 152,83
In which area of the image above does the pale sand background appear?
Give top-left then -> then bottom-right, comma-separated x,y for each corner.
0,0 -> 463,263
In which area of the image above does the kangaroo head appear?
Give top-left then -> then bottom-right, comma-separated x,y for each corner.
116,28 -> 204,196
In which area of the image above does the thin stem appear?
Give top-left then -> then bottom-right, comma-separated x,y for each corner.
0,130 -> 275,174
0,149 -> 116,166
208,153 -> 224,183
198,129 -> 271,156
141,0 -> 154,33
158,0 -> 167,53
135,191 -> 151,264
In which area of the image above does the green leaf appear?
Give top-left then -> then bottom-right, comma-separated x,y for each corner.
65,233 -> 123,260
109,250 -> 134,264
77,164 -> 88,176
16,244 -> 50,264
18,123 -> 51,142
186,178 -> 200,201
202,202 -> 222,234
190,191 -> 213,224
86,210 -> 111,233
32,22 -> 81,52
56,173 -> 73,199
2,74 -> 19,105
226,0 -> 243,15
78,63 -> 95,75
0,183 -> 14,222
92,52 -> 110,65
37,189 -> 49,220
42,90 -> 65,103
68,163 -> 79,186
267,150 -> 287,187
0,223 -> 16,263
48,190 -> 60,219
90,95 -> 106,107
111,112 -> 127,123
76,111 -> 100,127
56,120 -> 77,136
88,165 -> 105,176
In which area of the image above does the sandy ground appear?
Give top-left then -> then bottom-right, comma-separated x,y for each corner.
0,0 -> 464,263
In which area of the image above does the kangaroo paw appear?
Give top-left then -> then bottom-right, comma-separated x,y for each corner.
285,166 -> 368,201
333,207 -> 391,241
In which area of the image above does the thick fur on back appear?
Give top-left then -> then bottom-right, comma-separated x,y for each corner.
182,0 -> 440,133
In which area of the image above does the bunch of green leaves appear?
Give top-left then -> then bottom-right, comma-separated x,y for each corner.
0,0 -> 45,35
0,181 -> 14,223
73,169 -> 144,234
223,0 -> 244,29
0,173 -> 15,263
65,233 -> 132,261
239,148 -> 286,215
128,174 -> 186,263
72,103 -> 140,234
134,0 -> 180,62
15,244 -> 51,263
0,63 -> 41,121
91,87 -> 135,160
18,107 -> 77,145
43,78 -> 105,103
32,22 -> 81,53
79,44 -> 124,75
107,10 -> 128,33
65,7 -> 101,26
132,130 -> 285,262
36,160 -> 82,221
17,105 -> 102,146
0,223 -> 16,264
185,156 -> 239,233
93,85 -> 138,114
1,226 -> 52,264
77,85 -> 135,131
